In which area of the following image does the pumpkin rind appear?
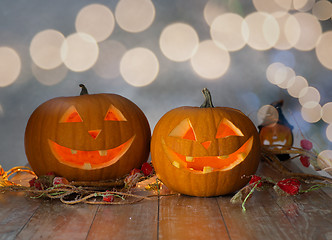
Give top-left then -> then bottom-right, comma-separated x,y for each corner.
25,93 -> 151,181
151,106 -> 260,197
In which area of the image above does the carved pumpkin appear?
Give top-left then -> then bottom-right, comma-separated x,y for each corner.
25,85 -> 151,181
151,88 -> 260,197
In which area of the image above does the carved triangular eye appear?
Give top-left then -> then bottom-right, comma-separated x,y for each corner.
216,119 -> 244,139
60,106 -> 83,123
104,105 -> 127,121
169,118 -> 197,141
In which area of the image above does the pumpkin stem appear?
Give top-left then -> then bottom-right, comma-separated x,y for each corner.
79,84 -> 89,95
200,88 -> 214,108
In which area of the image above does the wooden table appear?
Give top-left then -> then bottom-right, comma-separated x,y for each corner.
1,161 -> 332,240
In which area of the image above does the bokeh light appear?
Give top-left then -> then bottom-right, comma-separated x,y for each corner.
292,12 -> 322,51
32,63 -> 68,86
210,13 -> 247,51
318,150 -> 332,174
93,40 -> 126,79
287,75 -> 308,98
274,13 -> 299,50
293,0 -> 316,12
299,86 -> 321,108
190,40 -> 230,80
115,0 -> 155,33
61,32 -> 99,72
203,0 -> 226,26
120,47 -> 159,87
266,62 -> 285,84
253,0 -> 291,14
322,102 -> 332,124
30,29 -> 64,70
75,4 -> 115,42
242,12 -> 280,51
275,66 -> 295,89
312,0 -> 332,21
159,23 -> 199,62
257,104 -> 279,126
327,124 -> 332,142
301,104 -> 322,123
0,47 -> 21,87
315,31 -> 332,70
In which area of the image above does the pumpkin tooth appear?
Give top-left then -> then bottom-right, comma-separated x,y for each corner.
186,156 -> 194,162
203,166 -> 214,173
71,149 -> 77,154
99,150 -> 107,156
172,161 -> 180,168
218,155 -> 229,159
237,152 -> 247,160
83,163 -> 92,170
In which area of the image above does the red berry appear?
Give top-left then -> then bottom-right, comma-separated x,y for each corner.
249,175 -> 263,187
29,178 -> 37,187
300,155 -> 310,167
300,139 -> 313,150
103,191 -> 114,202
141,162 -> 153,176
277,178 -> 301,195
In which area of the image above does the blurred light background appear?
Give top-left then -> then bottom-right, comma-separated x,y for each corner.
0,0 -> 331,173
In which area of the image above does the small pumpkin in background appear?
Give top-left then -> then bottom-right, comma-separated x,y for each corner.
25,84 -> 151,181
151,88 -> 260,197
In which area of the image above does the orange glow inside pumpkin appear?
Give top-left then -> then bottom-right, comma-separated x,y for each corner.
88,129 -> 101,140
60,106 -> 83,123
162,118 -> 253,173
104,105 -> 127,121
259,123 -> 292,147
48,136 -> 135,170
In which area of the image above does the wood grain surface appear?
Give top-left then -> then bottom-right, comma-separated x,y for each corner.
1,161 -> 332,240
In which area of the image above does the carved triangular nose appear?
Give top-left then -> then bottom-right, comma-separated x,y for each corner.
201,141 -> 212,150
88,129 -> 101,140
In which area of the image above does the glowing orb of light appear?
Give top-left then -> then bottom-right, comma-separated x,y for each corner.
257,104 -> 279,126
293,0 -> 316,12
318,150 -> 332,174
61,33 -> 99,72
242,12 -> 280,51
301,104 -> 322,123
291,12 -> 322,51
0,47 -> 21,87
266,62 -> 285,84
159,23 -> 199,62
253,0 -> 292,13
203,0 -> 226,26
327,125 -> 332,142
322,102 -> 332,124
75,4 -> 115,42
312,0 -> 332,21
30,29 -> 65,70
115,0 -> 155,33
316,31 -> 332,70
190,40 -> 230,80
120,47 -> 159,87
299,86 -> 321,108
210,13 -> 247,51
287,75 -> 308,98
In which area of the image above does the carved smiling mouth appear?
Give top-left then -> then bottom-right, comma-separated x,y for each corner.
48,136 -> 135,170
163,136 -> 253,173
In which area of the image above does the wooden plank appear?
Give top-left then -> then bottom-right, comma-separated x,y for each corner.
158,195 -> 229,240
15,200 -> 98,240
218,191 -> 300,240
0,192 -> 40,240
87,199 -> 158,240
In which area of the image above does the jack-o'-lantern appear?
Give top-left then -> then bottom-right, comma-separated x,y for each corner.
151,88 -> 260,197
25,84 -> 151,181
258,100 -> 293,161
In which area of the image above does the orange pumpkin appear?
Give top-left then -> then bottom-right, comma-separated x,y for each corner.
25,85 -> 151,181
151,88 -> 260,197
